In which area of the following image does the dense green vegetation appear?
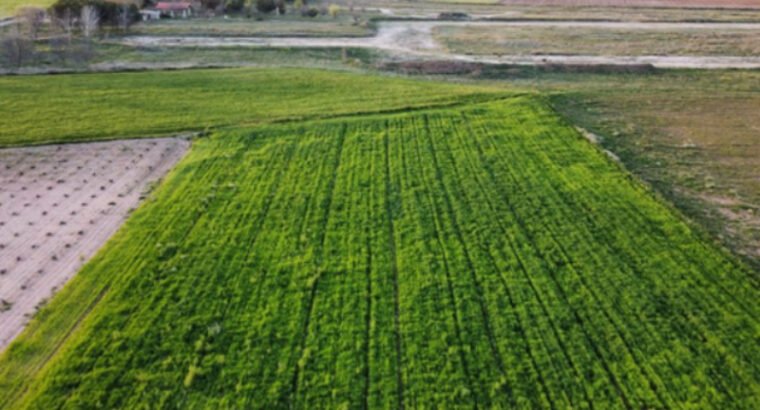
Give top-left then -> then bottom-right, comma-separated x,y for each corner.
2,97 -> 758,408
130,17 -> 373,37
0,67 -> 503,147
0,0 -> 54,17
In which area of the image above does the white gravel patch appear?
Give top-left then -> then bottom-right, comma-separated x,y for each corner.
0,137 -> 189,350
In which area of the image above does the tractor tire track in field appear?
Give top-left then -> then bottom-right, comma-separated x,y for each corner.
289,124 -> 348,406
496,114 -> 760,396
449,114 -> 590,409
361,124 -> 379,410
459,113 -> 631,407
362,232 -> 372,410
442,116 -> 557,408
465,117 -> 671,406
519,126 -> 749,402
420,115 -> 512,391
382,121 -> 405,410
469,122 -> 636,409
406,116 -> 478,405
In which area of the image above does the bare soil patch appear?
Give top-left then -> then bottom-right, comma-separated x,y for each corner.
0,138 -> 188,350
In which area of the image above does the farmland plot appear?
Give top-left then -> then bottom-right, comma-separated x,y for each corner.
1,97 -> 758,408
0,138 -> 188,350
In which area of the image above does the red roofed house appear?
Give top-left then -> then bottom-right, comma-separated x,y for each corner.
154,1 -> 194,18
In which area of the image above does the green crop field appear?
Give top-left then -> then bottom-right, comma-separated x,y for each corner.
0,68 -> 502,147
2,96 -> 758,408
0,0 -> 54,17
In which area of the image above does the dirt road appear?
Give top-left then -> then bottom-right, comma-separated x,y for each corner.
120,20 -> 760,69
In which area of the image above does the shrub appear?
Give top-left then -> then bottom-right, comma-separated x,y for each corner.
255,0 -> 276,13
328,3 -> 340,18
224,0 -> 245,12
50,0 -> 139,26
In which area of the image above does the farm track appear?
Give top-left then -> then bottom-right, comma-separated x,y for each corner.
120,20 -> 760,69
1,97 -> 759,408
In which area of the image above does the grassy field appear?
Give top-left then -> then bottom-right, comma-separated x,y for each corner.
525,70 -> 760,267
0,0 -> 53,17
435,25 -> 760,56
499,0 -> 760,8
0,67 -> 504,146
90,45 -> 376,68
1,96 -> 758,408
130,16 -> 374,38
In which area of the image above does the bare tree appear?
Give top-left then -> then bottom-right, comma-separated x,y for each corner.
16,7 -> 46,41
117,5 -> 132,33
80,5 -> 100,39
1,24 -> 34,69
52,8 -> 75,45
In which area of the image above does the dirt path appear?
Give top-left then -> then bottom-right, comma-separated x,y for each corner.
0,138 -> 189,351
119,20 -> 760,69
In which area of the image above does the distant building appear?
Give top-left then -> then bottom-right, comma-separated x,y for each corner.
139,9 -> 161,21
154,1 -> 194,18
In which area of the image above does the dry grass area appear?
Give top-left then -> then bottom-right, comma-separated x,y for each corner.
544,71 -> 760,266
366,0 -> 760,21
435,25 -> 760,56
637,95 -> 760,256
499,0 -> 760,8
0,138 -> 188,350
130,16 -> 373,38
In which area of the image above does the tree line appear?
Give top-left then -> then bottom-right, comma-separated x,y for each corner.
1,0 -> 140,69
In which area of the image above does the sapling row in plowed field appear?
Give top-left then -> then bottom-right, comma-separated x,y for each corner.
1,97 -> 758,409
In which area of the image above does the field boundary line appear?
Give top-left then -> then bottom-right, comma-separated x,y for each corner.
0,94 -> 523,150
0,143 -> 199,408
546,95 -> 760,287
362,232 -> 373,410
253,94 -> 524,129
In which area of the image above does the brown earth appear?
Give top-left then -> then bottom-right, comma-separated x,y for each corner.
0,138 -> 188,350
499,0 -> 760,8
